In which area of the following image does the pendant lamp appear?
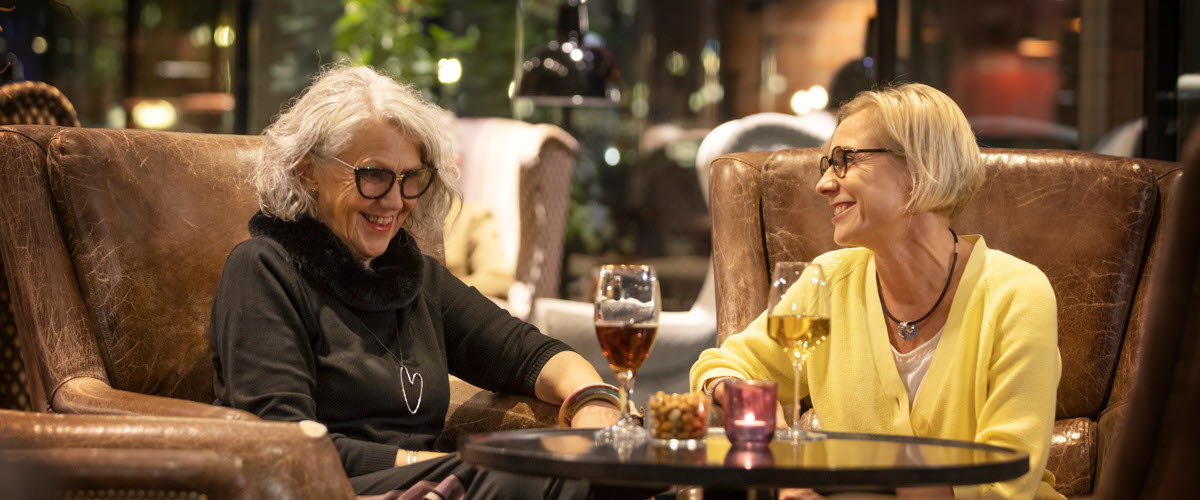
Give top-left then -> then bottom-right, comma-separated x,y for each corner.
514,0 -> 620,107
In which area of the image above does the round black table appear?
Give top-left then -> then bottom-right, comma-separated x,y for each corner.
460,428 -> 1028,496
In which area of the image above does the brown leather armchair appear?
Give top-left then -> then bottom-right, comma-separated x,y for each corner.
1092,131 -> 1200,500
0,125 -> 559,498
0,81 -> 81,411
708,147 -> 1181,498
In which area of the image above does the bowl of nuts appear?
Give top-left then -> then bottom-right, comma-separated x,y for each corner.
647,391 -> 710,445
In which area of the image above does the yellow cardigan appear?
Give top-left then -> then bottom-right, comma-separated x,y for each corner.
690,235 -> 1064,499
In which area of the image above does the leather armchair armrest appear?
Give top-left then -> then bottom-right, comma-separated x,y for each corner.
52,377 -> 256,420
4,448 -> 251,500
0,409 -> 355,500
437,377 -> 559,451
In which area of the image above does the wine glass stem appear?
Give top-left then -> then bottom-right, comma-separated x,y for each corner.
615,369 -> 634,426
792,357 -> 804,440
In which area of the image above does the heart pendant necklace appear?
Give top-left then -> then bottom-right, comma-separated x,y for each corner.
366,328 -> 423,415
878,229 -> 959,342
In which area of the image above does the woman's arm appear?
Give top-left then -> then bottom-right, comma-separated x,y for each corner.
534,351 -> 620,428
956,271 -> 1061,499
690,310 -> 804,404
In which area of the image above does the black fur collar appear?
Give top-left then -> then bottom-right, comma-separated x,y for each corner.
248,212 -> 424,311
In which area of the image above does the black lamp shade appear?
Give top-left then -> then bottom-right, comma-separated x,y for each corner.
515,2 -> 620,107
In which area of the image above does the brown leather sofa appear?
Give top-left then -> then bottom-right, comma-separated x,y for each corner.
0,125 -> 559,498
708,147 -> 1181,498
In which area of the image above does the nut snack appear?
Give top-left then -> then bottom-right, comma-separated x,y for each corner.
647,391 -> 709,441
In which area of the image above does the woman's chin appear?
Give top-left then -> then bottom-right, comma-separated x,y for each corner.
832,227 -> 865,248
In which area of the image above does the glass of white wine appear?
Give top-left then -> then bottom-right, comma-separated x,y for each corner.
766,261 -> 830,443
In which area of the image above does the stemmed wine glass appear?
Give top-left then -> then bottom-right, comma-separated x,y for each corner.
593,264 -> 661,446
766,261 -> 830,442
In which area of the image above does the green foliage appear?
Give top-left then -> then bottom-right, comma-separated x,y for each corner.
332,0 -> 478,97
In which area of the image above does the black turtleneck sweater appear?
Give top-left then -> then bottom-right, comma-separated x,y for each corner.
208,213 -> 570,478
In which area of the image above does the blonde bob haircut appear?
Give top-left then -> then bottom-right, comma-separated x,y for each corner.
837,83 -> 983,216
255,65 -> 461,238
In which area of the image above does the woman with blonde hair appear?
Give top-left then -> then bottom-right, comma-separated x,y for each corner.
692,83 -> 1063,499
208,65 -> 645,499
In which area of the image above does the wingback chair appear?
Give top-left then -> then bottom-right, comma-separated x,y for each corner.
453,117 -> 577,319
0,81 -> 81,412
708,147 -> 1181,498
1093,131 -> 1200,500
0,125 -> 559,498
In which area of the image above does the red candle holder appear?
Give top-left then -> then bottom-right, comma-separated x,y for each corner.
723,379 -> 777,445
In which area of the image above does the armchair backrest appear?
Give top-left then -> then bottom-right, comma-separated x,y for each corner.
455,118 -> 577,302
1095,135 -> 1200,500
0,126 -> 444,407
0,82 -> 81,412
709,147 -> 1181,497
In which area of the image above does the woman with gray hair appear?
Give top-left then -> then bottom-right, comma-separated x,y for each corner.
693,84 -> 1064,499
208,66 -> 632,498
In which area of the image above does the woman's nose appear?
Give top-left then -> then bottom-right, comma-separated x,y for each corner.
814,169 -> 838,197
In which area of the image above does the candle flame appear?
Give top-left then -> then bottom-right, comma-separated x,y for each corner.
736,412 -> 761,424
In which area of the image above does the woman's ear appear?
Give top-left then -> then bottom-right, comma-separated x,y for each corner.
297,156 -> 318,191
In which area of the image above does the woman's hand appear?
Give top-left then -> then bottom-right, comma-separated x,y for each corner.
568,400 -> 621,428
394,449 -> 446,467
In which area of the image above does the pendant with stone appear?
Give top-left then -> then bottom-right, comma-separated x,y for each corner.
898,322 -> 917,341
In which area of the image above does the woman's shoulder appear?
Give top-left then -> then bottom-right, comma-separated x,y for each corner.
811,247 -> 872,282
978,246 -> 1055,299
220,237 -> 304,286
226,236 -> 293,266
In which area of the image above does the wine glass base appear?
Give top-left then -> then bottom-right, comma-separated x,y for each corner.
777,427 -> 827,443
595,421 -> 650,447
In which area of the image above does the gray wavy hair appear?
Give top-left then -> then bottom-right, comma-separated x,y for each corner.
254,65 -> 460,238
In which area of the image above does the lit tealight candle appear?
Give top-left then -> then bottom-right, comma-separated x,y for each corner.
724,380 -> 777,445
734,413 -> 766,427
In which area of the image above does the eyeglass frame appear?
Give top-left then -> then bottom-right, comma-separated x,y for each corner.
329,156 -> 438,200
818,146 -> 894,178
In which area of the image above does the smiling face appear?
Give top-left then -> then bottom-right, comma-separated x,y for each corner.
303,118 -> 423,266
814,110 -> 913,248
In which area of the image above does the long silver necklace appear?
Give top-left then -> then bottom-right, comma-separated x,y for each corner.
878,229 -> 959,341
365,328 -> 423,415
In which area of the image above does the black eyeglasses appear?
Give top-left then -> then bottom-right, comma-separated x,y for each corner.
330,157 -> 437,200
818,146 -> 893,178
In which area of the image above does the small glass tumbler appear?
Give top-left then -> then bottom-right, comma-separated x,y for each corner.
648,391 -> 709,446
723,379 -> 777,445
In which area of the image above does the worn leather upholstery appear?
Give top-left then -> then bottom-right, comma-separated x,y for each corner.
709,147 -> 1181,498
0,82 -> 80,413
0,125 -> 559,499
1091,130 -> 1200,500
0,408 -> 353,499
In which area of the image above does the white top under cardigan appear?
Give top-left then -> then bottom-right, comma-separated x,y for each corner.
890,328 -> 944,409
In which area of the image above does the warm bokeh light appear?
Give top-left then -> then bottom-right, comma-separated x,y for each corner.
1018,38 -> 1058,58
213,25 -> 235,48
131,99 -> 177,130
604,147 -> 621,166
190,24 -> 211,47
790,85 -> 829,115
437,58 -> 462,84
807,85 -> 829,110
666,51 -> 688,76
31,36 -> 47,54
